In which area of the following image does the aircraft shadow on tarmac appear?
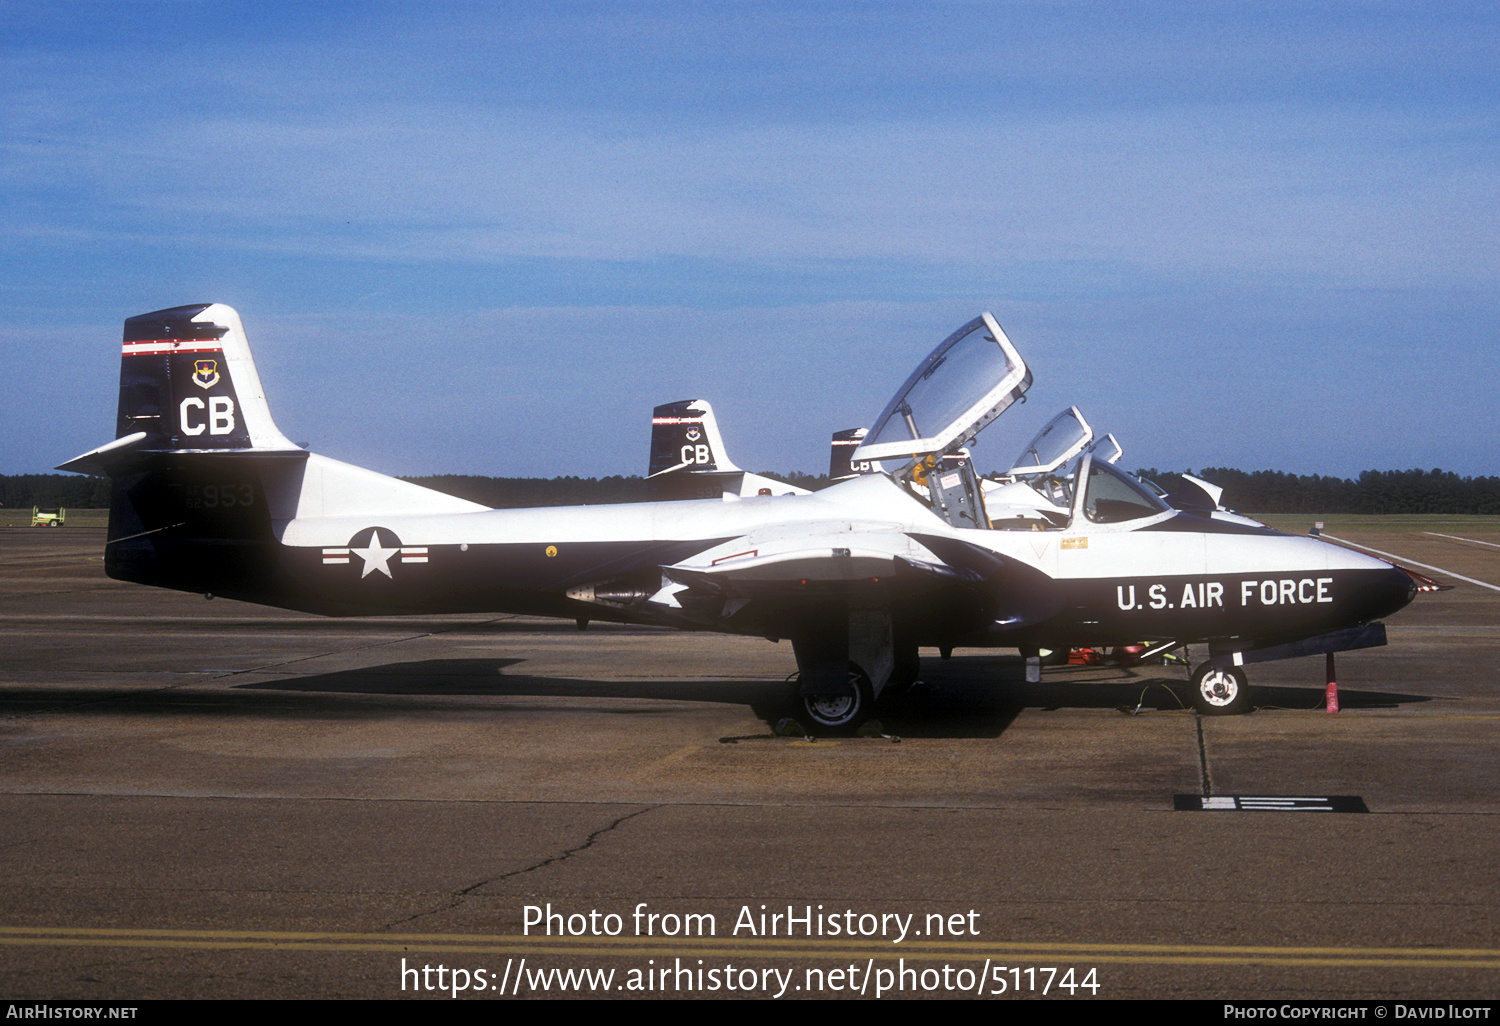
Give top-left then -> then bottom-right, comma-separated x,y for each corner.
0,659 -> 1432,740
223,656 -> 1433,740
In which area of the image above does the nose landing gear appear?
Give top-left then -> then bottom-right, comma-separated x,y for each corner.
1190,662 -> 1251,716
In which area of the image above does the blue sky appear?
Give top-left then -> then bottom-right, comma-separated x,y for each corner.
4,1 -> 1497,479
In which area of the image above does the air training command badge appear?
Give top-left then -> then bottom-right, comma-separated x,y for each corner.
192,359 -> 221,389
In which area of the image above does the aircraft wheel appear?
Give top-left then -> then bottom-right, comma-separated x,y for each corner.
802,665 -> 872,731
1038,647 -> 1069,667
1190,662 -> 1250,715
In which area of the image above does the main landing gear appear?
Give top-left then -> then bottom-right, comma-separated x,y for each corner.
1190,661 -> 1251,716
801,663 -> 874,731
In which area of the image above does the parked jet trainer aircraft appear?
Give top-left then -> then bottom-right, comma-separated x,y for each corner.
62,305 -> 1419,728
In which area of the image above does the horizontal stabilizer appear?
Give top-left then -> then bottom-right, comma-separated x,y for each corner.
56,431 -> 148,476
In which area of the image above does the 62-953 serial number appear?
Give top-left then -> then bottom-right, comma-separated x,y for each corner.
167,482 -> 256,511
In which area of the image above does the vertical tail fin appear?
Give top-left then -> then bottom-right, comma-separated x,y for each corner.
829,427 -> 882,481
56,304 -> 306,596
647,399 -> 809,499
648,399 -> 740,478
115,303 -> 298,453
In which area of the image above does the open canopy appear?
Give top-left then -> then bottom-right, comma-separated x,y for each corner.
1009,406 -> 1093,476
1087,432 -> 1123,465
853,313 -> 1032,463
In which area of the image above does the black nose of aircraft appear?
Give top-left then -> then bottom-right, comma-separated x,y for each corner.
1358,564 -> 1420,623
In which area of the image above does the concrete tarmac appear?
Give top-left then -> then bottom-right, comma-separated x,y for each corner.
1,522 -> 1496,1000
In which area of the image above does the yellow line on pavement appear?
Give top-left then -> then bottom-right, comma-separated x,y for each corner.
2,927 -> 1497,969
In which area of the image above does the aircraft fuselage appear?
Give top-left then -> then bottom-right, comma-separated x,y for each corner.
105,462 -> 1413,653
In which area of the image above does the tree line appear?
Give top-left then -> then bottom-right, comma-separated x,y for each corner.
4,467 -> 1497,514
0,471 -> 824,511
1,474 -> 113,510
1139,468 -> 1500,515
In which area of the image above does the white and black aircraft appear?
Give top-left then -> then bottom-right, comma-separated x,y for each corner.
62,305 -> 1420,728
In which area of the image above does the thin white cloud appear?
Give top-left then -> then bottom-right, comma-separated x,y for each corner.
8,96 -> 1497,293
5,3 -> 1498,478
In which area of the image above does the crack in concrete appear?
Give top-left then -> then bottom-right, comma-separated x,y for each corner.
1196,715 -> 1212,798
384,804 -> 657,929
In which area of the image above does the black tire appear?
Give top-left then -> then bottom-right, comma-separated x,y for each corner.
802,664 -> 873,731
1190,662 -> 1251,715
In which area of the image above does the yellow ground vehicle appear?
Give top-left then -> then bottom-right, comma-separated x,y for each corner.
31,507 -> 65,527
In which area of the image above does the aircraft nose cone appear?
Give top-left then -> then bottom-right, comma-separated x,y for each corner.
1358,565 -> 1418,622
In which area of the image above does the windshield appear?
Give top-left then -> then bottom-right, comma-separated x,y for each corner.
855,313 -> 1031,462
1080,458 -> 1171,524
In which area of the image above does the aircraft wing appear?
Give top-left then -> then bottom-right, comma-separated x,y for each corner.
657,527 -> 931,588
644,526 -> 1066,640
